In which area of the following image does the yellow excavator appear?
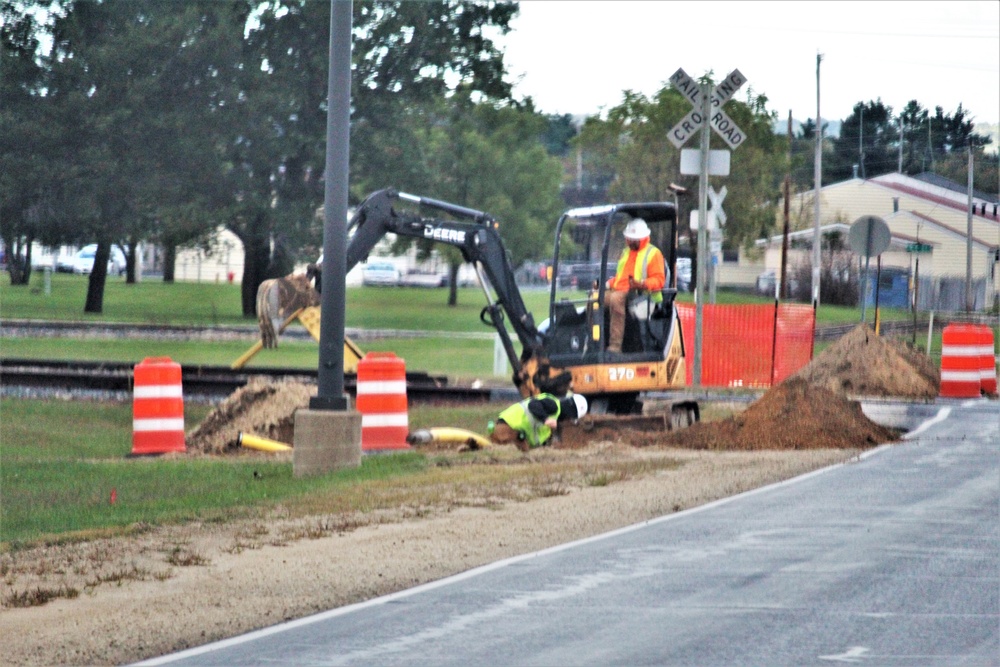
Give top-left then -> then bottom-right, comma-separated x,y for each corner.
235,188 -> 698,427
338,188 -> 699,424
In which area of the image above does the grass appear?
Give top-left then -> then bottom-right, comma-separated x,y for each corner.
0,398 -> 505,546
0,272 -> 552,331
0,334 -> 502,377
0,276 -> 969,550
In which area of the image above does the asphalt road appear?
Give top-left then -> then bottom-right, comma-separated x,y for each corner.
141,400 -> 999,667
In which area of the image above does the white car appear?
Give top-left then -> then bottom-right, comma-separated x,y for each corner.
361,261 -> 401,286
57,245 -> 126,275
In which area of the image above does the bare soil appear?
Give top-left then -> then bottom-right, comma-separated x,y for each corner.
0,324 -> 937,666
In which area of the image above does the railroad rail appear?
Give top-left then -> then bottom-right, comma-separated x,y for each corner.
0,358 -> 509,403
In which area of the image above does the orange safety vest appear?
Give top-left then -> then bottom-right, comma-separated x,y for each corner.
610,241 -> 665,302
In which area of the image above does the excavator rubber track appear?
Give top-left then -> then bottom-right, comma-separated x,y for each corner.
571,399 -> 700,435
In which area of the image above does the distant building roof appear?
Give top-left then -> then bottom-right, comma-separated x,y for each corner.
913,172 -> 1000,204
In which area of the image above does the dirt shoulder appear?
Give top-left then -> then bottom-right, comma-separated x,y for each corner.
0,445 -> 861,667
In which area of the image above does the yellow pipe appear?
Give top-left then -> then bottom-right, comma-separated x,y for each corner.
407,427 -> 492,450
238,432 -> 292,453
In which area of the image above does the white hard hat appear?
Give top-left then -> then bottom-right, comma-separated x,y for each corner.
572,393 -> 588,419
623,218 -> 650,240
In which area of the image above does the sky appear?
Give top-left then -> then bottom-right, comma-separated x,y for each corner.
499,1 -> 1000,126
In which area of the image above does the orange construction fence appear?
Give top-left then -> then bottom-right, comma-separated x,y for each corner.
677,303 -> 815,388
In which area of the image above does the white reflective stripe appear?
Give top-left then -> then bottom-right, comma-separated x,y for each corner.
133,418 -> 185,432
940,370 -> 982,382
941,345 -> 982,357
356,380 -> 407,395
361,414 -> 409,428
134,385 -> 184,398
977,345 -> 995,355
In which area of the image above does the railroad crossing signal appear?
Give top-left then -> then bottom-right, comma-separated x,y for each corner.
668,68 -> 747,150
708,185 -> 727,227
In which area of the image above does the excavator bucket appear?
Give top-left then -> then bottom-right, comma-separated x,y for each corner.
230,305 -> 365,373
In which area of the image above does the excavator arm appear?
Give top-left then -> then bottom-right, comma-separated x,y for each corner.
345,188 -> 545,391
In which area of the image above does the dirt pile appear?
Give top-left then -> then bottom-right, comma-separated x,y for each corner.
186,379 -> 314,454
793,323 -> 939,399
658,378 -> 897,450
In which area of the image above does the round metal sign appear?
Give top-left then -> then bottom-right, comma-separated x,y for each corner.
848,215 -> 891,258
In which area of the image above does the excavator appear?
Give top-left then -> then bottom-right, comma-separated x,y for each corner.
343,188 -> 699,426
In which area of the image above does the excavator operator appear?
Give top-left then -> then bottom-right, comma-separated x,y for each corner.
605,218 -> 667,353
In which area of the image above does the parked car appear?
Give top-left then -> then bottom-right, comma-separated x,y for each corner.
361,261 -> 401,286
399,271 -> 448,288
756,270 -> 800,297
57,245 -> 126,275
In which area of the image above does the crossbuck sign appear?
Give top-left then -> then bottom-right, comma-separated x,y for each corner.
668,69 -> 747,150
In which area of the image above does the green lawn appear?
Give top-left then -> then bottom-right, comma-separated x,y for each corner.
0,276 -> 979,549
0,397 -> 502,546
0,273 -> 552,331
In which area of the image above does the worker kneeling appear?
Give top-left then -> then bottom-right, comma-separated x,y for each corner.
489,393 -> 588,452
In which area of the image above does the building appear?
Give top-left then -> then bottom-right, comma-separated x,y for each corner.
172,227 -> 245,284
761,173 -> 999,310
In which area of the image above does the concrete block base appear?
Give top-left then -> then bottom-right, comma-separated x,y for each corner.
293,408 -> 362,478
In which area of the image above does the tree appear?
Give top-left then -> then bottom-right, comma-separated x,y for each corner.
404,95 -> 564,305
829,99 -> 993,183
828,100 -> 898,182
222,0 -> 520,315
0,1 -> 60,285
541,113 -> 577,157
575,79 -> 786,252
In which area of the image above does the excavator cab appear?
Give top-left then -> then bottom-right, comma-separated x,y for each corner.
539,202 -> 691,414
546,202 -> 680,361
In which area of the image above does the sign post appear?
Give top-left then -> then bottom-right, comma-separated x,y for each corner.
848,215 -> 891,326
668,68 -> 747,386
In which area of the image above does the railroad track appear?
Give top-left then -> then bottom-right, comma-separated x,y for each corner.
3,316 -> 977,403
0,358 -> 509,403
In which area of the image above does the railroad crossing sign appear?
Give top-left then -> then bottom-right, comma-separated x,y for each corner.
668,68 -> 747,150
708,185 -> 727,227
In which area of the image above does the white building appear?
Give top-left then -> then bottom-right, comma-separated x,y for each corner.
761,173 -> 999,310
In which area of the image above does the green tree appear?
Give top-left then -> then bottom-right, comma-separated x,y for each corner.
575,80 -> 786,252
0,1 -> 50,285
408,96 -> 564,305
830,100 -> 993,182
223,0 -> 520,315
541,113 -> 577,157
829,100 -> 899,182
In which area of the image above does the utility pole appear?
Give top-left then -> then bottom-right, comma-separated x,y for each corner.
898,117 -> 904,173
928,114 -> 933,170
781,110 -> 791,300
966,145 -> 974,312
859,106 -> 864,179
812,53 -> 823,308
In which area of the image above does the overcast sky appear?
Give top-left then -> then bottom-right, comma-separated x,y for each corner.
499,1 -> 1000,126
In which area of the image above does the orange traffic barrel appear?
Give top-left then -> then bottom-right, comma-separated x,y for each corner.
131,357 -> 186,455
939,324 -> 982,398
977,326 -> 997,395
355,352 -> 409,451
